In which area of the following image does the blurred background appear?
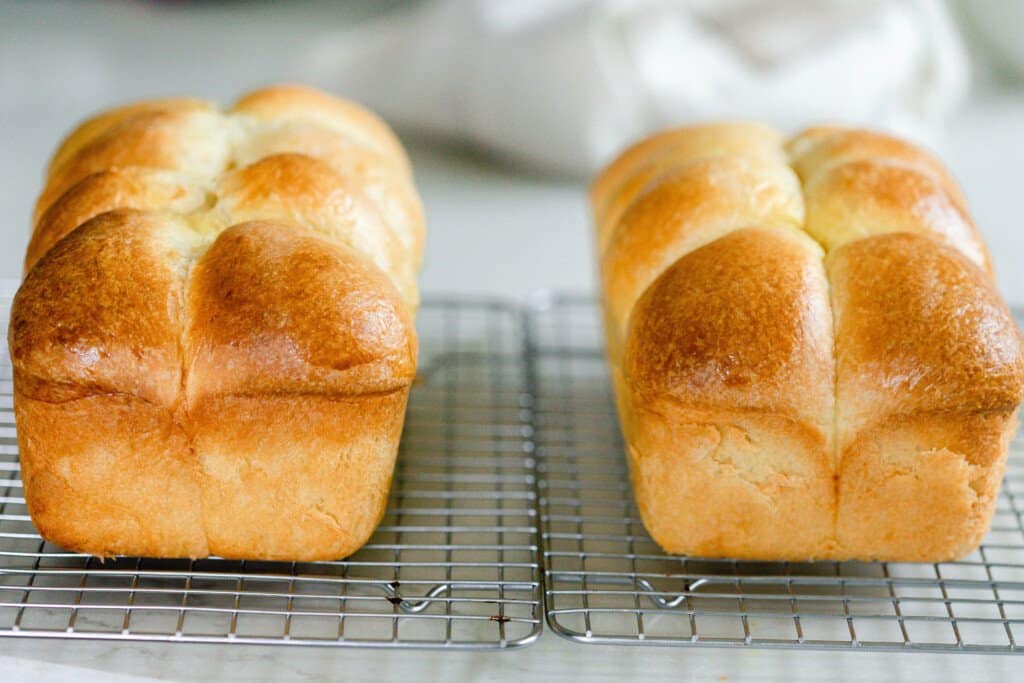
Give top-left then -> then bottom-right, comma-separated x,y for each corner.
1,0 -> 1023,299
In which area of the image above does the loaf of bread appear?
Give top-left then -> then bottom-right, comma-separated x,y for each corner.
10,85 -> 424,561
593,124 -> 1024,562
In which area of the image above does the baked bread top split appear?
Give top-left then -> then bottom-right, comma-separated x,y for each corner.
12,85 -> 422,410
593,123 -> 1024,462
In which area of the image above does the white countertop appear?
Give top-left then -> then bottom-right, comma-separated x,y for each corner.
2,2 -> 1023,680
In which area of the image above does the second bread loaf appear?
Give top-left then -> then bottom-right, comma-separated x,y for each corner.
593,124 -> 1024,562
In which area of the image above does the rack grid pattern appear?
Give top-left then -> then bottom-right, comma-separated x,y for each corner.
529,293 -> 1024,653
0,283 -> 541,649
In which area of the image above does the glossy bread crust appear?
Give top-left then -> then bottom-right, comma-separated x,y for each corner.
625,228 -> 836,559
11,85 -> 422,561
594,124 -> 1024,561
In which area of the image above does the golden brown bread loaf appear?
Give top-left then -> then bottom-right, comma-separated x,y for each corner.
10,85 -> 423,561
593,124 -> 1024,562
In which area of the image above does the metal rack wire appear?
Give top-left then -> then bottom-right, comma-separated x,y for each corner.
528,292 -> 1024,653
0,281 -> 541,649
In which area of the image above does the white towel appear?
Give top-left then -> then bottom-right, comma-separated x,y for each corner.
301,0 -> 969,175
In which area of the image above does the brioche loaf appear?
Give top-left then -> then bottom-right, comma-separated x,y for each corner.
593,124 -> 1024,562
10,85 -> 423,561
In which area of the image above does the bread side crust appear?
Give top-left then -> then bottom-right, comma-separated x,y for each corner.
628,399 -> 835,559
15,388 -> 410,561
15,392 -> 208,558
192,390 -> 409,561
835,409 -> 1017,562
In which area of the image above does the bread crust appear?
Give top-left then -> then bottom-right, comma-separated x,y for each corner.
27,168 -> 210,272
597,124 -> 1023,561
601,159 -> 804,346
215,154 -> 416,308
191,391 -> 408,561
231,84 -> 411,174
12,86 -> 421,560
46,98 -> 212,179
591,122 -> 784,237
186,221 -> 415,400
12,210 -> 192,406
628,402 -> 836,560
233,122 -> 424,261
37,107 -> 230,226
16,393 -> 208,559
827,233 -> 1023,560
829,233 -> 1023,425
625,228 -> 833,426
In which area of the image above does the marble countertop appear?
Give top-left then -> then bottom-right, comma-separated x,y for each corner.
3,631 -> 1021,682
2,2 -> 1023,680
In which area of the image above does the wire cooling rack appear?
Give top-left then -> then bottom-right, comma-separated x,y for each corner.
528,292 -> 1024,654
0,281 -> 541,649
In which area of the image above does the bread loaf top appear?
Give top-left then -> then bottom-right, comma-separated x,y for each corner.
593,125 -> 1024,426
12,85 -> 421,408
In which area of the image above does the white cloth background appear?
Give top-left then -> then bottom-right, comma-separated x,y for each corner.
301,0 -> 969,175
